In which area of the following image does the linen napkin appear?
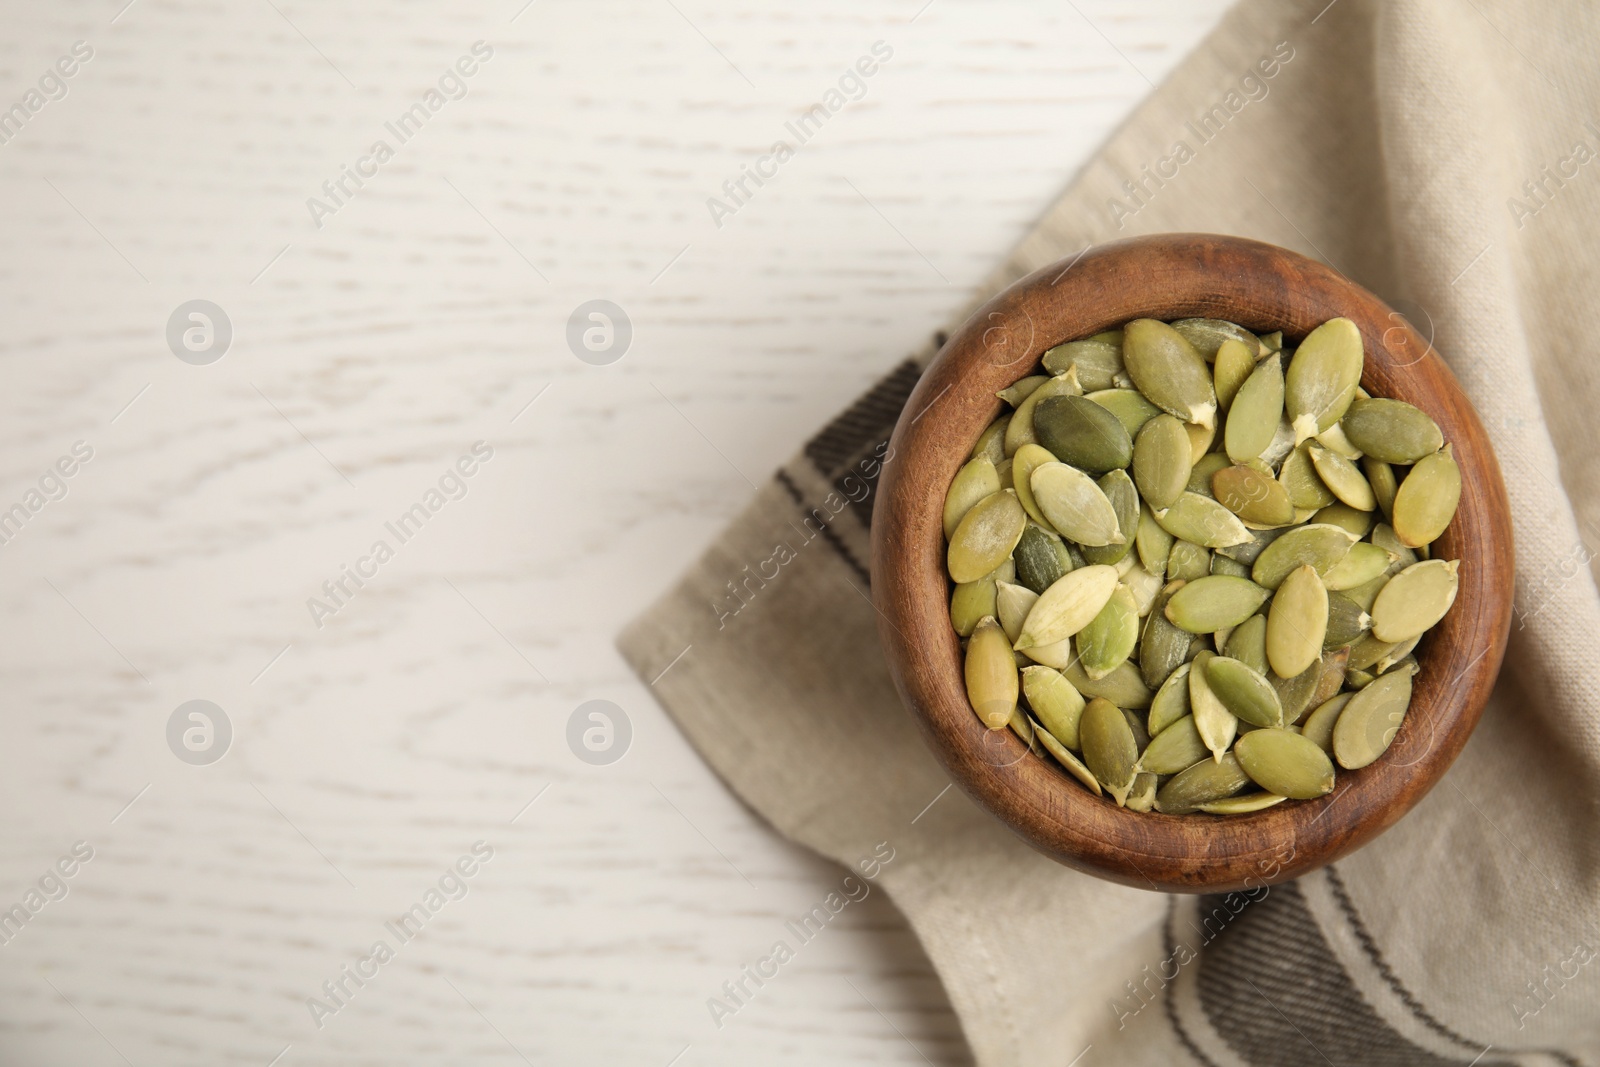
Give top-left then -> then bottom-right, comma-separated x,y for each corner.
621,0 -> 1600,1062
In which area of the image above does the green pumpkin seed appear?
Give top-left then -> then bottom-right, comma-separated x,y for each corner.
1188,651 -> 1236,761
1136,503 -> 1176,575
1166,539 -> 1212,581
1371,524 -> 1420,575
1280,442 -> 1337,509
1173,318 -> 1261,360
1346,632 -> 1398,671
1197,792 -> 1288,815
1308,444 -> 1377,511
1154,492 -> 1253,549
1021,665 -> 1085,750
1042,336 -> 1124,392
996,458 -> 1014,491
965,616 -> 1018,728
1251,523 -> 1355,589
1147,662 -> 1192,735
1081,470 -> 1140,566
1215,524 -> 1287,566
1005,370 -> 1083,456
1315,421 -> 1364,460
1225,614 -> 1269,676
1212,463 -> 1296,526
1271,657 -> 1322,724
1165,575 -> 1271,633
1123,561 -> 1164,617
1211,554 -> 1252,579
1080,697 -> 1139,805
1311,503 -> 1375,541
1363,456 -> 1398,520
1020,635 -> 1076,670
1138,714 -> 1210,774
997,375 -> 1049,408
1034,394 -> 1133,474
1077,585 -> 1139,680
1013,523 -> 1070,594
1015,564 -> 1120,648
1286,317 -> 1363,440
948,490 -> 1027,583
1213,338 -> 1258,411
1310,648 -> 1350,712
1234,729 -> 1335,799
1205,656 -> 1284,728
1341,398 -> 1443,463
1185,421 -> 1216,465
1392,445 -> 1460,548
1034,721 -> 1102,795
943,456 -> 1002,540
1140,581 -> 1193,689
1323,542 -> 1395,591
950,577 -> 1000,636
1132,414 -> 1192,510
1376,634 -> 1421,674
1086,388 -> 1162,438
1187,452 -> 1232,499
995,581 -> 1040,645
1006,706 -> 1039,751
1346,666 -> 1377,689
1342,573 -> 1388,613
972,414 -> 1010,466
1300,692 -> 1352,753
1122,707 -> 1151,751
1260,330 -> 1283,352
1008,444 -> 1060,531
1224,352 -> 1285,463
1267,564 -> 1328,677
1031,462 -> 1125,547
1332,664 -> 1415,769
1155,751 -> 1251,814
1062,658 -> 1153,708
1125,772 -> 1159,812
1322,592 -> 1372,648
1123,318 -> 1217,429
1370,559 -> 1460,642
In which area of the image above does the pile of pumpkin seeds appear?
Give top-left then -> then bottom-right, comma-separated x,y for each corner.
948,317 -> 1463,814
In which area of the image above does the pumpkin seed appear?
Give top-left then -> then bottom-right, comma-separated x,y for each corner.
1008,444 -> 1060,531
1063,658 -> 1153,708
1300,692 -> 1352,753
972,414 -> 1010,466
1251,523 -> 1355,589
1087,388 -> 1162,438
1315,421 -> 1364,460
1034,721 -> 1102,795
1043,336 -> 1123,392
995,581 -> 1040,644
1280,442 -> 1337,509
1206,656 -> 1285,728
1173,318 -> 1261,360
1225,352 -> 1285,463
1185,421 -> 1216,465
997,375 -> 1049,408
1188,651 -> 1236,761
1215,524 -> 1286,566
948,490 -> 1028,583
1213,463 -> 1296,526
1077,585 -> 1140,679
1376,634 -> 1421,674
1187,452 -> 1232,498
1122,707 -> 1151,751
1363,456 -> 1398,519
1166,539 -> 1212,581
1211,554 -> 1252,579
1155,751 -> 1251,813
1260,330 -> 1283,352
1322,592 -> 1372,648
1271,657 -> 1323,724
943,456 -> 1002,539
1197,792 -> 1288,815
1213,338 -> 1258,411
1123,318 -> 1217,428
1013,523 -> 1070,593
1015,564 -> 1121,648
1138,714 -> 1210,774
1154,492 -> 1254,549
1125,772 -> 1159,812
1006,706 -> 1039,751
1021,665 -> 1085,750
1147,662 -> 1193,735
1140,581 -> 1193,689
1309,647 -> 1350,712
1035,394 -> 1133,474
1392,445 -> 1460,548
1136,503 -> 1176,575
1005,369 -> 1083,456
1311,502 -> 1375,540
1286,317 -> 1363,440
1020,635 -> 1076,670
1323,542 -> 1395,590
1371,559 -> 1460,642
1346,666 -> 1377,689
1031,462 -> 1125,547
950,576 -> 1000,636
1346,632 -> 1398,671
1342,398 -> 1443,463
1123,561 -> 1164,617
965,616 -> 1019,728
1165,575 -> 1271,633
1267,565 -> 1328,677
1132,414 -> 1192,510
1371,523 -> 1420,575
1308,444 -> 1377,511
1332,664 -> 1414,768
1080,697 -> 1139,805
1081,470 -> 1140,566
1234,729 -> 1336,799
1225,614 -> 1270,676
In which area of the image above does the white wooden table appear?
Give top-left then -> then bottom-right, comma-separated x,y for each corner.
0,2 -> 1230,1062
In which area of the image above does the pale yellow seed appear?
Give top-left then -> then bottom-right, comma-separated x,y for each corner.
964,616 -> 1018,729
943,455 -> 1001,540
1267,564 -> 1329,678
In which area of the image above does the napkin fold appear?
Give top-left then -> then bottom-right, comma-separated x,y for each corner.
622,0 -> 1600,1062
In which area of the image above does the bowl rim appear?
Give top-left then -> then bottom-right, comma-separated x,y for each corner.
869,232 -> 1514,893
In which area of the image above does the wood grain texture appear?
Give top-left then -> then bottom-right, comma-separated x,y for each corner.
872,233 -> 1514,894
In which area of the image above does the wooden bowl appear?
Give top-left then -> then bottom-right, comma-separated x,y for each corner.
870,233 -> 1513,893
